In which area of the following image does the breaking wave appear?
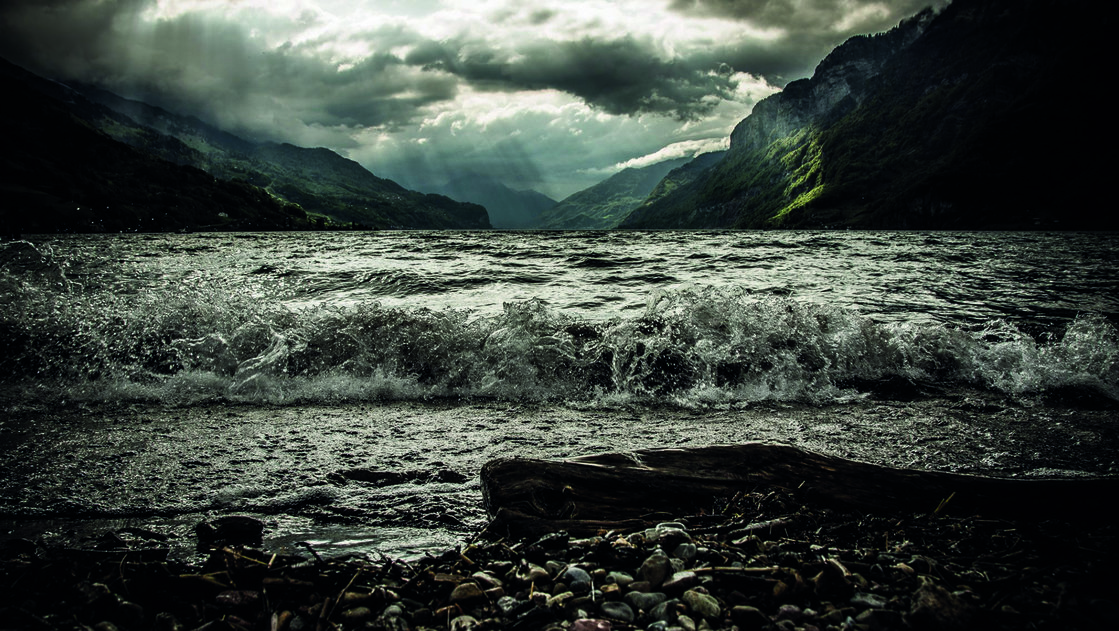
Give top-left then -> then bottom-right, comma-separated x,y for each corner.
2,241 -> 1116,407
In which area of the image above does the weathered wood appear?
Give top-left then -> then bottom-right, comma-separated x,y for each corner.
480,443 -> 1117,536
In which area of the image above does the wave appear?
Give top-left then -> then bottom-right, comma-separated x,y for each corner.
2,241 -> 1116,408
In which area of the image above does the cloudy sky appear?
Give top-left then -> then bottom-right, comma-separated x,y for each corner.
0,0 -> 943,199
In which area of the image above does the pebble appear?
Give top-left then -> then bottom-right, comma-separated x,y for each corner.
639,550 -> 673,587
12,483 -> 1086,631
624,590 -> 668,612
599,601 -> 635,623
604,571 -> 634,587
731,605 -> 771,630
775,603 -> 802,621
649,598 -> 681,623
449,614 -> 480,631
662,570 -> 698,593
338,606 -> 373,623
672,542 -> 698,561
682,589 -> 721,620
450,582 -> 486,605
564,566 -> 593,593
850,592 -> 889,609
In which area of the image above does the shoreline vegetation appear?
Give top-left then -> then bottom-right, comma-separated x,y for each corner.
2,445 -> 1115,631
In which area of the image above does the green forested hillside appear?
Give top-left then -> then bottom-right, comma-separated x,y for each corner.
537,158 -> 692,229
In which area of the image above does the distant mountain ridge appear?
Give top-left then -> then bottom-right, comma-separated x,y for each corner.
1,58 -> 310,233
620,0 -> 1114,230
435,175 -> 556,229
71,84 -> 490,230
537,157 -> 694,230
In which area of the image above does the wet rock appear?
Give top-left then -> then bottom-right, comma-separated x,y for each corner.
432,468 -> 469,483
571,619 -> 612,631
731,605 -> 770,631
598,601 -> 634,623
195,516 -> 263,546
649,598 -> 681,623
649,522 -> 691,549
857,607 -> 904,631
522,564 -> 551,585
682,589 -> 720,621
671,542 -> 697,561
661,570 -> 698,593
153,612 -> 184,631
603,571 -> 633,587
215,590 -> 260,614
95,532 -> 129,550
638,550 -> 673,587
907,581 -> 970,630
332,467 -> 407,486
850,592 -> 888,609
340,606 -> 374,623
472,571 -> 503,589
496,596 -> 521,616
450,582 -> 486,605
116,600 -> 144,628
381,604 -> 405,618
546,591 -> 575,609
449,614 -> 480,631
775,603 -> 802,621
563,567 -> 593,593
624,591 -> 667,613
627,580 -> 653,593
676,613 -> 697,631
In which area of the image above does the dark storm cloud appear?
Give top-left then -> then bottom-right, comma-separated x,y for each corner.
666,0 -> 951,86
405,35 -> 739,120
0,0 -> 459,134
669,0 -> 940,29
0,0 -> 148,77
0,0 -> 940,128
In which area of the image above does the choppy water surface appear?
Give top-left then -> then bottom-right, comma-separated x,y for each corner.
3,230 -> 1118,406
1,230 -> 1117,558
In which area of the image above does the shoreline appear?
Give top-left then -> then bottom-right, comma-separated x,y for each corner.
2,482 -> 1114,631
2,390 -> 1116,562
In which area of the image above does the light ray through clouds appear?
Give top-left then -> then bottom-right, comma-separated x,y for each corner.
0,0 -> 944,198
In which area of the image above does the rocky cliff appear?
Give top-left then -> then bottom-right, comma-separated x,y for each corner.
621,0 -> 1113,230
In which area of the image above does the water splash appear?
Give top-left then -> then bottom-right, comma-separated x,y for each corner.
2,257 -> 1115,407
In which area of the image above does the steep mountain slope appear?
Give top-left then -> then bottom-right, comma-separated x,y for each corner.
67,82 -> 491,229
621,0 -> 1112,230
436,176 -> 556,229
1,59 -> 308,234
537,157 -> 693,229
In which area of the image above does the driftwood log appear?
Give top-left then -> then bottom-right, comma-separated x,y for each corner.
480,443 -> 1117,536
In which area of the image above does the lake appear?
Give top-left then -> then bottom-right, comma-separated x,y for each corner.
2,230 -> 1116,558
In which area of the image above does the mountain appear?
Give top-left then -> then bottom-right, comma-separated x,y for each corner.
435,175 -> 556,229
536,157 -> 694,230
639,152 -> 728,208
1,59 -> 308,234
69,84 -> 490,230
620,0 -> 1113,230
